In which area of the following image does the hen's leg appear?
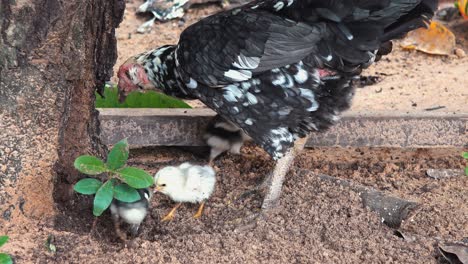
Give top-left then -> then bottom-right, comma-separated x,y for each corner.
261,136 -> 308,210
235,137 -> 308,209
161,203 -> 182,222
232,137 -> 308,231
193,202 -> 205,219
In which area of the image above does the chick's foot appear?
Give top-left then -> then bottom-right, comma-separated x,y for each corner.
161,203 -> 182,222
193,202 -> 205,219
114,222 -> 128,241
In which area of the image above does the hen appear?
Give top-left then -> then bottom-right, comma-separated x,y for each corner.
118,0 -> 437,211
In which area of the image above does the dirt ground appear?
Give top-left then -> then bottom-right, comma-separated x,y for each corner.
2,146 -> 467,263
1,1 -> 468,263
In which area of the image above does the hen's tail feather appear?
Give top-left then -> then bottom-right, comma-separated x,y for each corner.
381,0 -> 438,42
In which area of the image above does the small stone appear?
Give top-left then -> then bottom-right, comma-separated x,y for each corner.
426,169 -> 464,179
455,48 -> 466,58
439,242 -> 468,264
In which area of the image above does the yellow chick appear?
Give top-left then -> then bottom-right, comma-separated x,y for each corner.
154,162 -> 216,221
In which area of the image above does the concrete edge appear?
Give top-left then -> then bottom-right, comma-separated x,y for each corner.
98,108 -> 468,148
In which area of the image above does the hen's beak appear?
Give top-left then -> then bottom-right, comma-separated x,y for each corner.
118,88 -> 128,103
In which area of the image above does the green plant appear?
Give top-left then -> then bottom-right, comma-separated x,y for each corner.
73,139 -> 154,216
0,236 -> 12,264
463,152 -> 468,176
95,84 -> 191,108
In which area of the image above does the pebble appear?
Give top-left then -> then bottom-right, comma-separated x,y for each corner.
455,48 -> 466,58
426,169 -> 464,179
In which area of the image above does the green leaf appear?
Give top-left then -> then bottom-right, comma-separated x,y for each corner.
0,236 -> 8,248
462,152 -> 468,159
74,155 -> 107,175
116,167 -> 154,189
0,253 -> 12,264
73,179 -> 103,195
95,85 -> 191,108
93,180 -> 114,217
106,139 -> 129,171
114,184 -> 141,203
465,167 -> 468,176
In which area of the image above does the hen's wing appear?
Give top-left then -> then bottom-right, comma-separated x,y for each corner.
176,10 -> 326,86
175,0 -> 436,87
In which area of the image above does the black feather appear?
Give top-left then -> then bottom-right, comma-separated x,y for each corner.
135,0 -> 438,159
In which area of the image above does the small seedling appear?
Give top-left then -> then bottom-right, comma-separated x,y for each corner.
0,235 -> 13,264
73,138 -> 154,216
463,152 -> 468,176
45,235 -> 56,253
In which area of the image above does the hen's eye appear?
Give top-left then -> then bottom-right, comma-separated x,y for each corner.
125,71 -> 132,80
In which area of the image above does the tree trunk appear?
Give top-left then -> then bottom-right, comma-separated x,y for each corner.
0,0 -> 124,227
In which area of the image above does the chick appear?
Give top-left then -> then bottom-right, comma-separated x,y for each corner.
204,115 -> 251,164
110,188 -> 152,239
154,162 -> 216,221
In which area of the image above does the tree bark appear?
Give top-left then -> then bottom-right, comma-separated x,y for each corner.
0,0 -> 124,226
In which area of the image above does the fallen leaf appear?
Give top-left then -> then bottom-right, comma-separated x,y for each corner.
401,21 -> 456,55
456,0 -> 468,19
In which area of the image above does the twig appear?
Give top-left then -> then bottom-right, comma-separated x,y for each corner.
424,106 -> 446,111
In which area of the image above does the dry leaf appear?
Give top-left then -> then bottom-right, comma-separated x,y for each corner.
401,21 -> 456,55
457,0 -> 468,19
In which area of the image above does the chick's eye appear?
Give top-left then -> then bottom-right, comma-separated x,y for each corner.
161,184 -> 166,187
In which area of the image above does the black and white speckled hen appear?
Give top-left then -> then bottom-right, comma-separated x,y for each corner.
118,0 -> 437,210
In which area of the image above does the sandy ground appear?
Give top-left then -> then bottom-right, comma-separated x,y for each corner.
2,146 -> 467,263
1,1 -> 468,263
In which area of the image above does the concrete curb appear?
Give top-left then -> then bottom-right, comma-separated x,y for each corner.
98,108 -> 467,148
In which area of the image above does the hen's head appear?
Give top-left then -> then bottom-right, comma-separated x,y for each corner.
117,57 -> 154,102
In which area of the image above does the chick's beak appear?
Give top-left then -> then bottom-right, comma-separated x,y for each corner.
154,186 -> 163,193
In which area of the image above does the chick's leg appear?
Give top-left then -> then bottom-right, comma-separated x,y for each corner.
161,203 -> 182,222
129,224 -> 140,237
193,202 -> 205,219
209,148 -> 224,163
261,136 -> 308,210
110,204 -> 127,241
